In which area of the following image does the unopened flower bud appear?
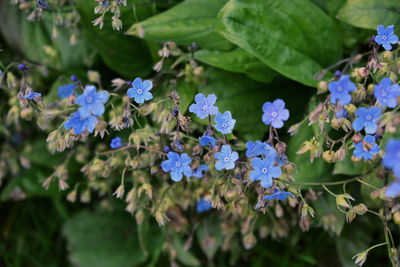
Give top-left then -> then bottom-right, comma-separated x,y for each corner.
192,145 -> 202,156
357,67 -> 369,78
334,147 -> 346,161
317,81 -> 328,94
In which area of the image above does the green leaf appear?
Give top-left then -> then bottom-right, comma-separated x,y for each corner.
217,0 -> 342,87
333,152 -> 365,176
172,234 -> 201,266
195,48 -> 278,83
63,208 -> 148,267
312,193 -> 345,236
336,221 -> 373,267
196,215 -> 224,259
199,68 -> 313,140
126,0 -> 234,51
0,1 -> 91,71
337,0 -> 400,30
76,0 -> 154,78
360,170 -> 385,209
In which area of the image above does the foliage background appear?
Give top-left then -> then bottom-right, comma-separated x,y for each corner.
0,0 -> 397,266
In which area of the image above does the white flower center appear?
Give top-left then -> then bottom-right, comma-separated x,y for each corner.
382,35 -> 387,41
202,105 -> 208,111
262,168 -> 268,173
222,123 -> 228,128
224,157 -> 229,162
366,115 -> 372,120
175,162 -> 181,167
337,86 -> 343,92
271,112 -> 278,118
86,96 -> 93,103
382,91 -> 388,97
137,89 -> 143,94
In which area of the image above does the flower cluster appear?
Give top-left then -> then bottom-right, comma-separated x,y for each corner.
64,85 -> 110,134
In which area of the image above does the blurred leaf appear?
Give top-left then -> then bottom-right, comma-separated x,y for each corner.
337,0 -> 400,30
176,80 -> 197,113
0,1 -> 91,71
360,170 -> 385,209
76,0 -> 153,78
336,221 -> 372,267
195,48 -> 278,83
172,234 -> 201,266
63,208 -> 148,267
196,215 -> 224,259
126,0 -> 234,51
217,0 -> 342,87
312,0 -> 346,16
333,152 -> 365,176
312,193 -> 345,236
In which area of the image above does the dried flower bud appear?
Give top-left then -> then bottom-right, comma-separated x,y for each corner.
113,184 -> 125,199
334,147 -> 346,161
357,67 -> 369,78
353,251 -> 368,267
243,233 -> 257,250
322,150 -> 335,163
352,135 -> 362,144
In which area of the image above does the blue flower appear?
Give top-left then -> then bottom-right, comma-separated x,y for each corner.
262,99 -> 289,128
58,83 -> 75,99
64,111 -> 98,134
374,78 -> 400,108
110,137 -> 123,149
263,189 -> 293,201
383,139 -> 400,177
189,93 -> 218,119
214,111 -> 236,134
328,75 -> 356,105
127,78 -> 153,104
192,164 -> 209,178
335,108 -> 348,119
37,0 -> 49,9
214,145 -> 238,170
245,141 -> 277,158
163,146 -> 171,153
352,107 -> 382,134
353,135 -> 380,160
22,92 -> 41,100
250,157 -> 282,188
75,85 -> 110,118
196,198 -> 212,213
161,152 -> 192,182
375,25 -> 399,51
385,180 -> 400,198
199,134 -> 217,147
18,64 -> 29,71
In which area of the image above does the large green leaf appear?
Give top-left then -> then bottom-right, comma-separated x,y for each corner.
63,208 -> 150,267
126,0 -> 234,51
337,0 -> 400,30
287,122 -> 332,183
195,48 -> 277,83
76,0 -> 153,78
0,1 -> 91,71
217,0 -> 342,87
199,69 -> 311,140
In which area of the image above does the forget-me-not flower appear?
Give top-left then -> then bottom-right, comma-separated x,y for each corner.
127,78 -> 153,104
263,189 -> 293,201
189,93 -> 218,119
58,83 -> 75,99
385,180 -> 400,198
328,75 -> 356,105
196,199 -> 212,213
245,140 -> 277,158
214,111 -> 236,134
383,138 -> 400,177
353,135 -> 380,160
374,78 -> 400,108
161,152 -> 192,182
22,92 -> 41,100
262,99 -> 289,128
352,107 -> 382,134
110,137 -> 123,149
75,85 -> 110,118
250,157 -> 282,188
199,134 -> 217,147
64,111 -> 98,134
375,25 -> 399,51
214,145 -> 238,170
192,164 -> 209,178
